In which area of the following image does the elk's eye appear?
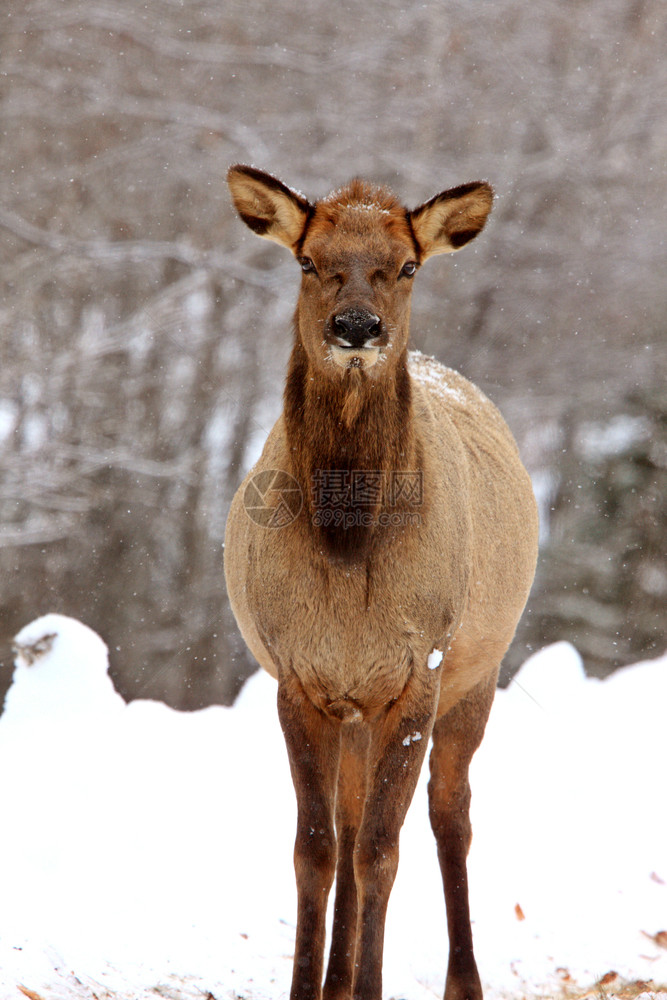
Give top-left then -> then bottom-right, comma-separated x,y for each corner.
400,261 -> 418,278
299,256 -> 316,274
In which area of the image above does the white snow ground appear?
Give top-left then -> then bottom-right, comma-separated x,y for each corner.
0,613 -> 665,1000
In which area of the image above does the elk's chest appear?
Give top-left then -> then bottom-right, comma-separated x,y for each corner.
244,523 -> 461,713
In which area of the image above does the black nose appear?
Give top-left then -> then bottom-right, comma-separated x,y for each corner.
333,309 -> 381,348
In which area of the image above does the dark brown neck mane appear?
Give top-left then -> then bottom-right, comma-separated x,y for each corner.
284,338 -> 418,563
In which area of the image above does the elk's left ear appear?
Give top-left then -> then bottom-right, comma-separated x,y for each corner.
227,165 -> 311,251
409,182 -> 493,259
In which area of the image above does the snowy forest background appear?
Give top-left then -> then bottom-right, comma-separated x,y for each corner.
1,0 -> 665,710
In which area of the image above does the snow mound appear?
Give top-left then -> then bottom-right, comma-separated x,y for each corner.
4,612 -> 124,726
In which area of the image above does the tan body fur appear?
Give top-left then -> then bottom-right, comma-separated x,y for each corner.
224,166 -> 538,1000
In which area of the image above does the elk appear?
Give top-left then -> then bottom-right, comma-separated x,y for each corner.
224,165 -> 538,1000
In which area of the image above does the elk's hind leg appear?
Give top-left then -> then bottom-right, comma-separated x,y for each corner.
428,672 -> 497,1000
323,721 -> 370,1000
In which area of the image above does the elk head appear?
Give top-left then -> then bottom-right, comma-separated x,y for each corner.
227,165 -> 493,383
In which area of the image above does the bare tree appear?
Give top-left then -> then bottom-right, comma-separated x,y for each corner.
1,0 -> 665,708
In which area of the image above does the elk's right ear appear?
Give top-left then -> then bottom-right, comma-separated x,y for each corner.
227,165 -> 311,251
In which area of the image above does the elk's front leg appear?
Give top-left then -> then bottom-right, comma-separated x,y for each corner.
352,671 -> 439,1000
277,670 -> 340,1000
428,673 -> 496,1000
323,721 -> 370,1000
